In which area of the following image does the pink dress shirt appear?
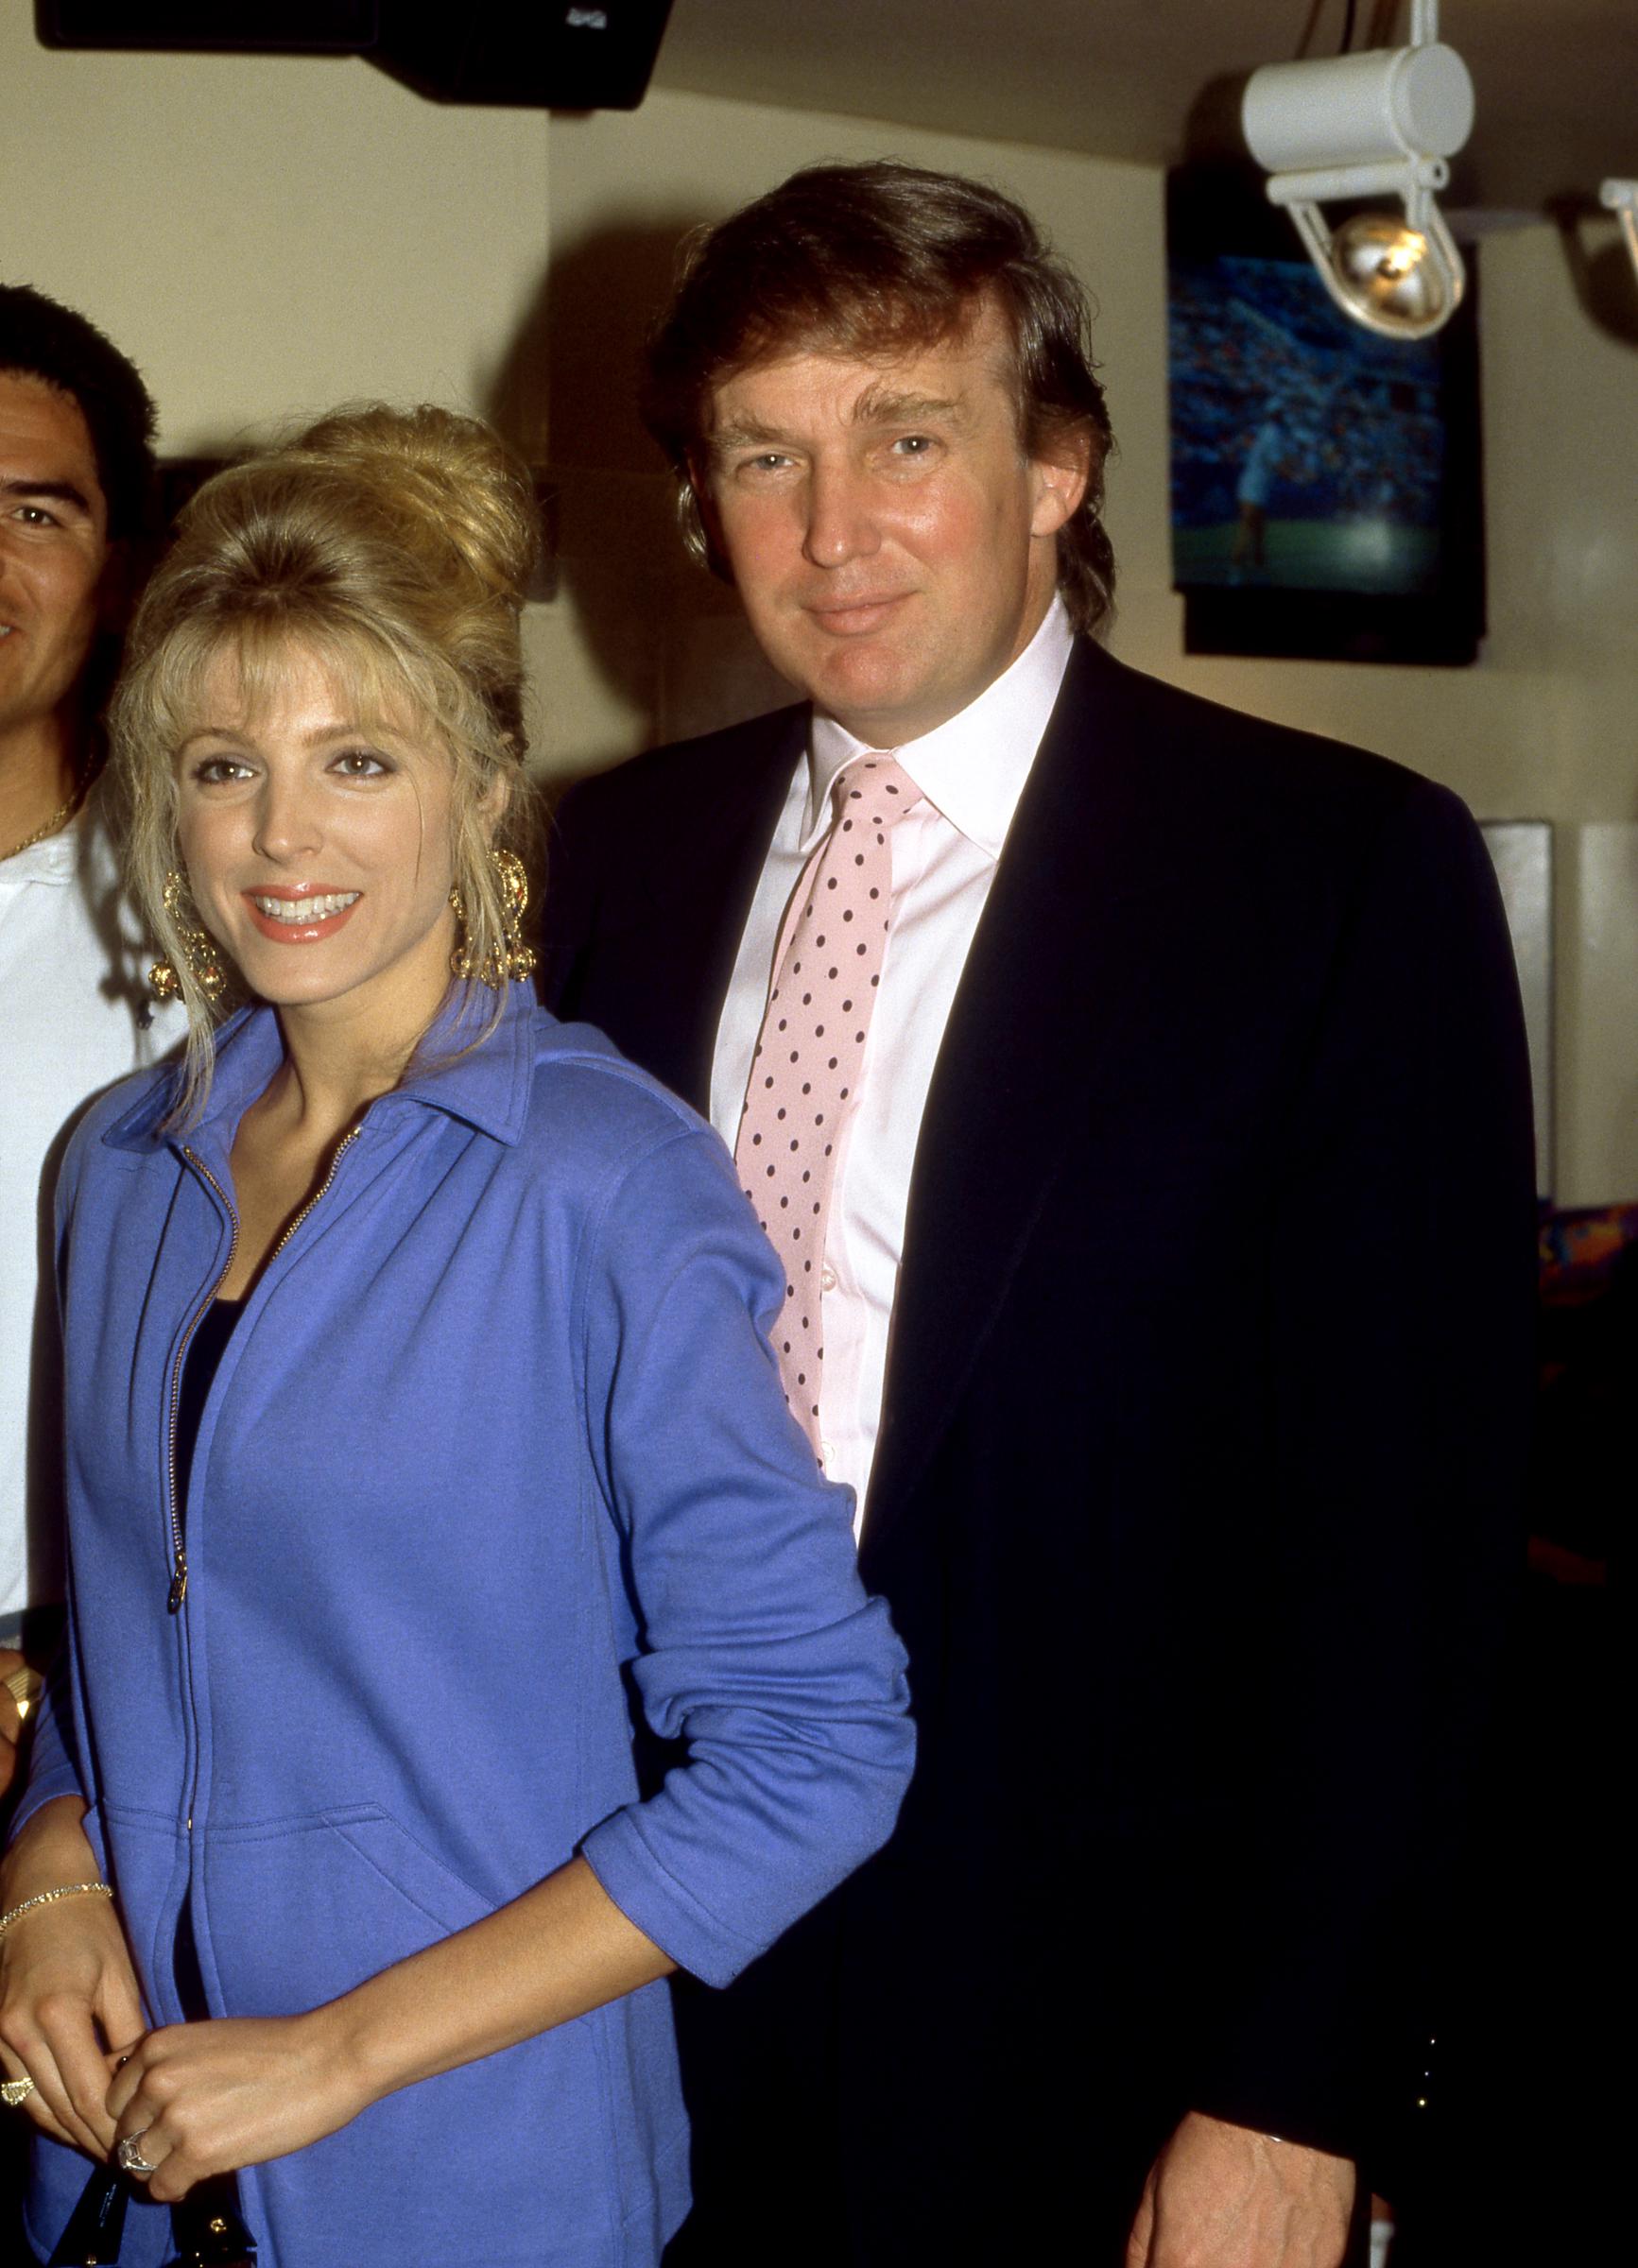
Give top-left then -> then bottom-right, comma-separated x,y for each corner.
710,598 -> 1075,1534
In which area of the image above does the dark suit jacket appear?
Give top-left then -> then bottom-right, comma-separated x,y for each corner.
543,638 -> 1538,2264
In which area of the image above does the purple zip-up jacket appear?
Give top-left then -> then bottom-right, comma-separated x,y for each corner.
15,985 -> 913,2268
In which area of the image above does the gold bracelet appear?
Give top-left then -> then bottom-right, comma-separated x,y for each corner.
0,1881 -> 113,1940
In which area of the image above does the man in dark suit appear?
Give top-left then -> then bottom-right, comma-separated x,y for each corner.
543,163 -> 1537,2268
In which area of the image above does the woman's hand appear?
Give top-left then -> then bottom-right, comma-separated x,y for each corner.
105,2010 -> 368,2202
0,1797 -> 145,2160
101,1855 -> 671,2201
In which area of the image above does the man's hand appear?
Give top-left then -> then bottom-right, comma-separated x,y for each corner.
0,1647 -> 28,1799
1126,2110 -> 1354,2268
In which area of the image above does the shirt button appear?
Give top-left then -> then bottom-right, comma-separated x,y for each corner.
821,1438 -> 836,1467
820,1264 -> 837,1292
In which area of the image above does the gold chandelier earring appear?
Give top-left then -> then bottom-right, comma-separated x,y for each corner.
449,847 -> 537,988
148,870 -> 227,1003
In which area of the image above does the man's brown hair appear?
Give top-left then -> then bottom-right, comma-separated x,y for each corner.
643,160 -> 1116,637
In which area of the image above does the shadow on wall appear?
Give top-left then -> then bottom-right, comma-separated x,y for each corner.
485,213 -> 792,780
1549,198 -> 1638,351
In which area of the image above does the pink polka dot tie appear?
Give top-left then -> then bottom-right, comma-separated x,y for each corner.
734,755 -> 923,1452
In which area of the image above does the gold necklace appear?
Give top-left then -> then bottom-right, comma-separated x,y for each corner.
0,791 -> 79,865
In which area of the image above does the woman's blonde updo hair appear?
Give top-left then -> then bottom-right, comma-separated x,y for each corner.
111,403 -> 541,1117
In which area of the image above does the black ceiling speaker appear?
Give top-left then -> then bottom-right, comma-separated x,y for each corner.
374,1 -> 676,109
35,1 -> 677,109
36,3 -> 379,49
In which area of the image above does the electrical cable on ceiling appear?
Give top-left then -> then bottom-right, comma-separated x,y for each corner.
1294,0 -> 1367,65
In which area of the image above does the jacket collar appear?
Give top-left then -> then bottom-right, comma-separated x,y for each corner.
103,979 -> 541,1159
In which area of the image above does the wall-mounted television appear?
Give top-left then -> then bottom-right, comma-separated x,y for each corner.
1166,165 -> 1486,667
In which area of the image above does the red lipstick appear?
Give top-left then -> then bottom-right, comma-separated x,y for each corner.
241,886 -> 361,946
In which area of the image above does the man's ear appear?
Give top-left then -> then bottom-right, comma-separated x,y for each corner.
1028,426 -> 1095,539
686,456 -> 733,576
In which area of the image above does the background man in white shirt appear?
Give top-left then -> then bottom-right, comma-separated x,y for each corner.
0,288 -> 177,1796
544,163 -> 1537,2268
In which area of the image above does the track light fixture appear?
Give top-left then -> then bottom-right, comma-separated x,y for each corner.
1242,0 -> 1473,339
1601,180 -> 1638,288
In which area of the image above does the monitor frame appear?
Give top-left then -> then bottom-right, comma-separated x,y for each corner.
1166,164 -> 1487,669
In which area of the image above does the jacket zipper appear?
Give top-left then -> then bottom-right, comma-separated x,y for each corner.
266,1124 -> 361,1267
171,1125 -> 363,1845
167,1151 -> 239,1613
166,1126 -> 361,1612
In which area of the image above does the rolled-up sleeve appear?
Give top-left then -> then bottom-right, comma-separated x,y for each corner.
577,1124 -> 914,1987
8,1134 -> 93,1848
7,1657 -> 85,1844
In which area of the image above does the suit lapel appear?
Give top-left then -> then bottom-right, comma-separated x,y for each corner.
578,708 -> 804,1115
862,640 -> 1193,1553
665,717 -> 802,1112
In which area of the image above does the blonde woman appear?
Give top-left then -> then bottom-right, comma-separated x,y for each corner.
0,406 -> 912,2268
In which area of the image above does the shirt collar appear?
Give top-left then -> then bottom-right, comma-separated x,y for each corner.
0,801 -> 94,886
106,979 -> 541,1159
804,595 -> 1075,858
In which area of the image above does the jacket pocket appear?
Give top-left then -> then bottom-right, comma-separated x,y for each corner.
177,1811 -> 683,2263
320,1803 -> 494,1935
245,2015 -> 652,2268
198,1803 -> 494,2018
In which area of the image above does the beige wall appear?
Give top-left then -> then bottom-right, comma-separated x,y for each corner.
543,94 -> 1638,814
544,91 -> 1638,1205
0,26 -> 550,451
5,28 -> 1633,1198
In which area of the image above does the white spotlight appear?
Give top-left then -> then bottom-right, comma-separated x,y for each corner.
1601,180 -> 1638,288
1242,0 -> 1473,339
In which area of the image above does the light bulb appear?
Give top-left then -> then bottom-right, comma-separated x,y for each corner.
1330,211 -> 1454,334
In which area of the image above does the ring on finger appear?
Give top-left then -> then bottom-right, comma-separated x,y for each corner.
0,2075 -> 35,2108
116,2130 -> 159,2178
